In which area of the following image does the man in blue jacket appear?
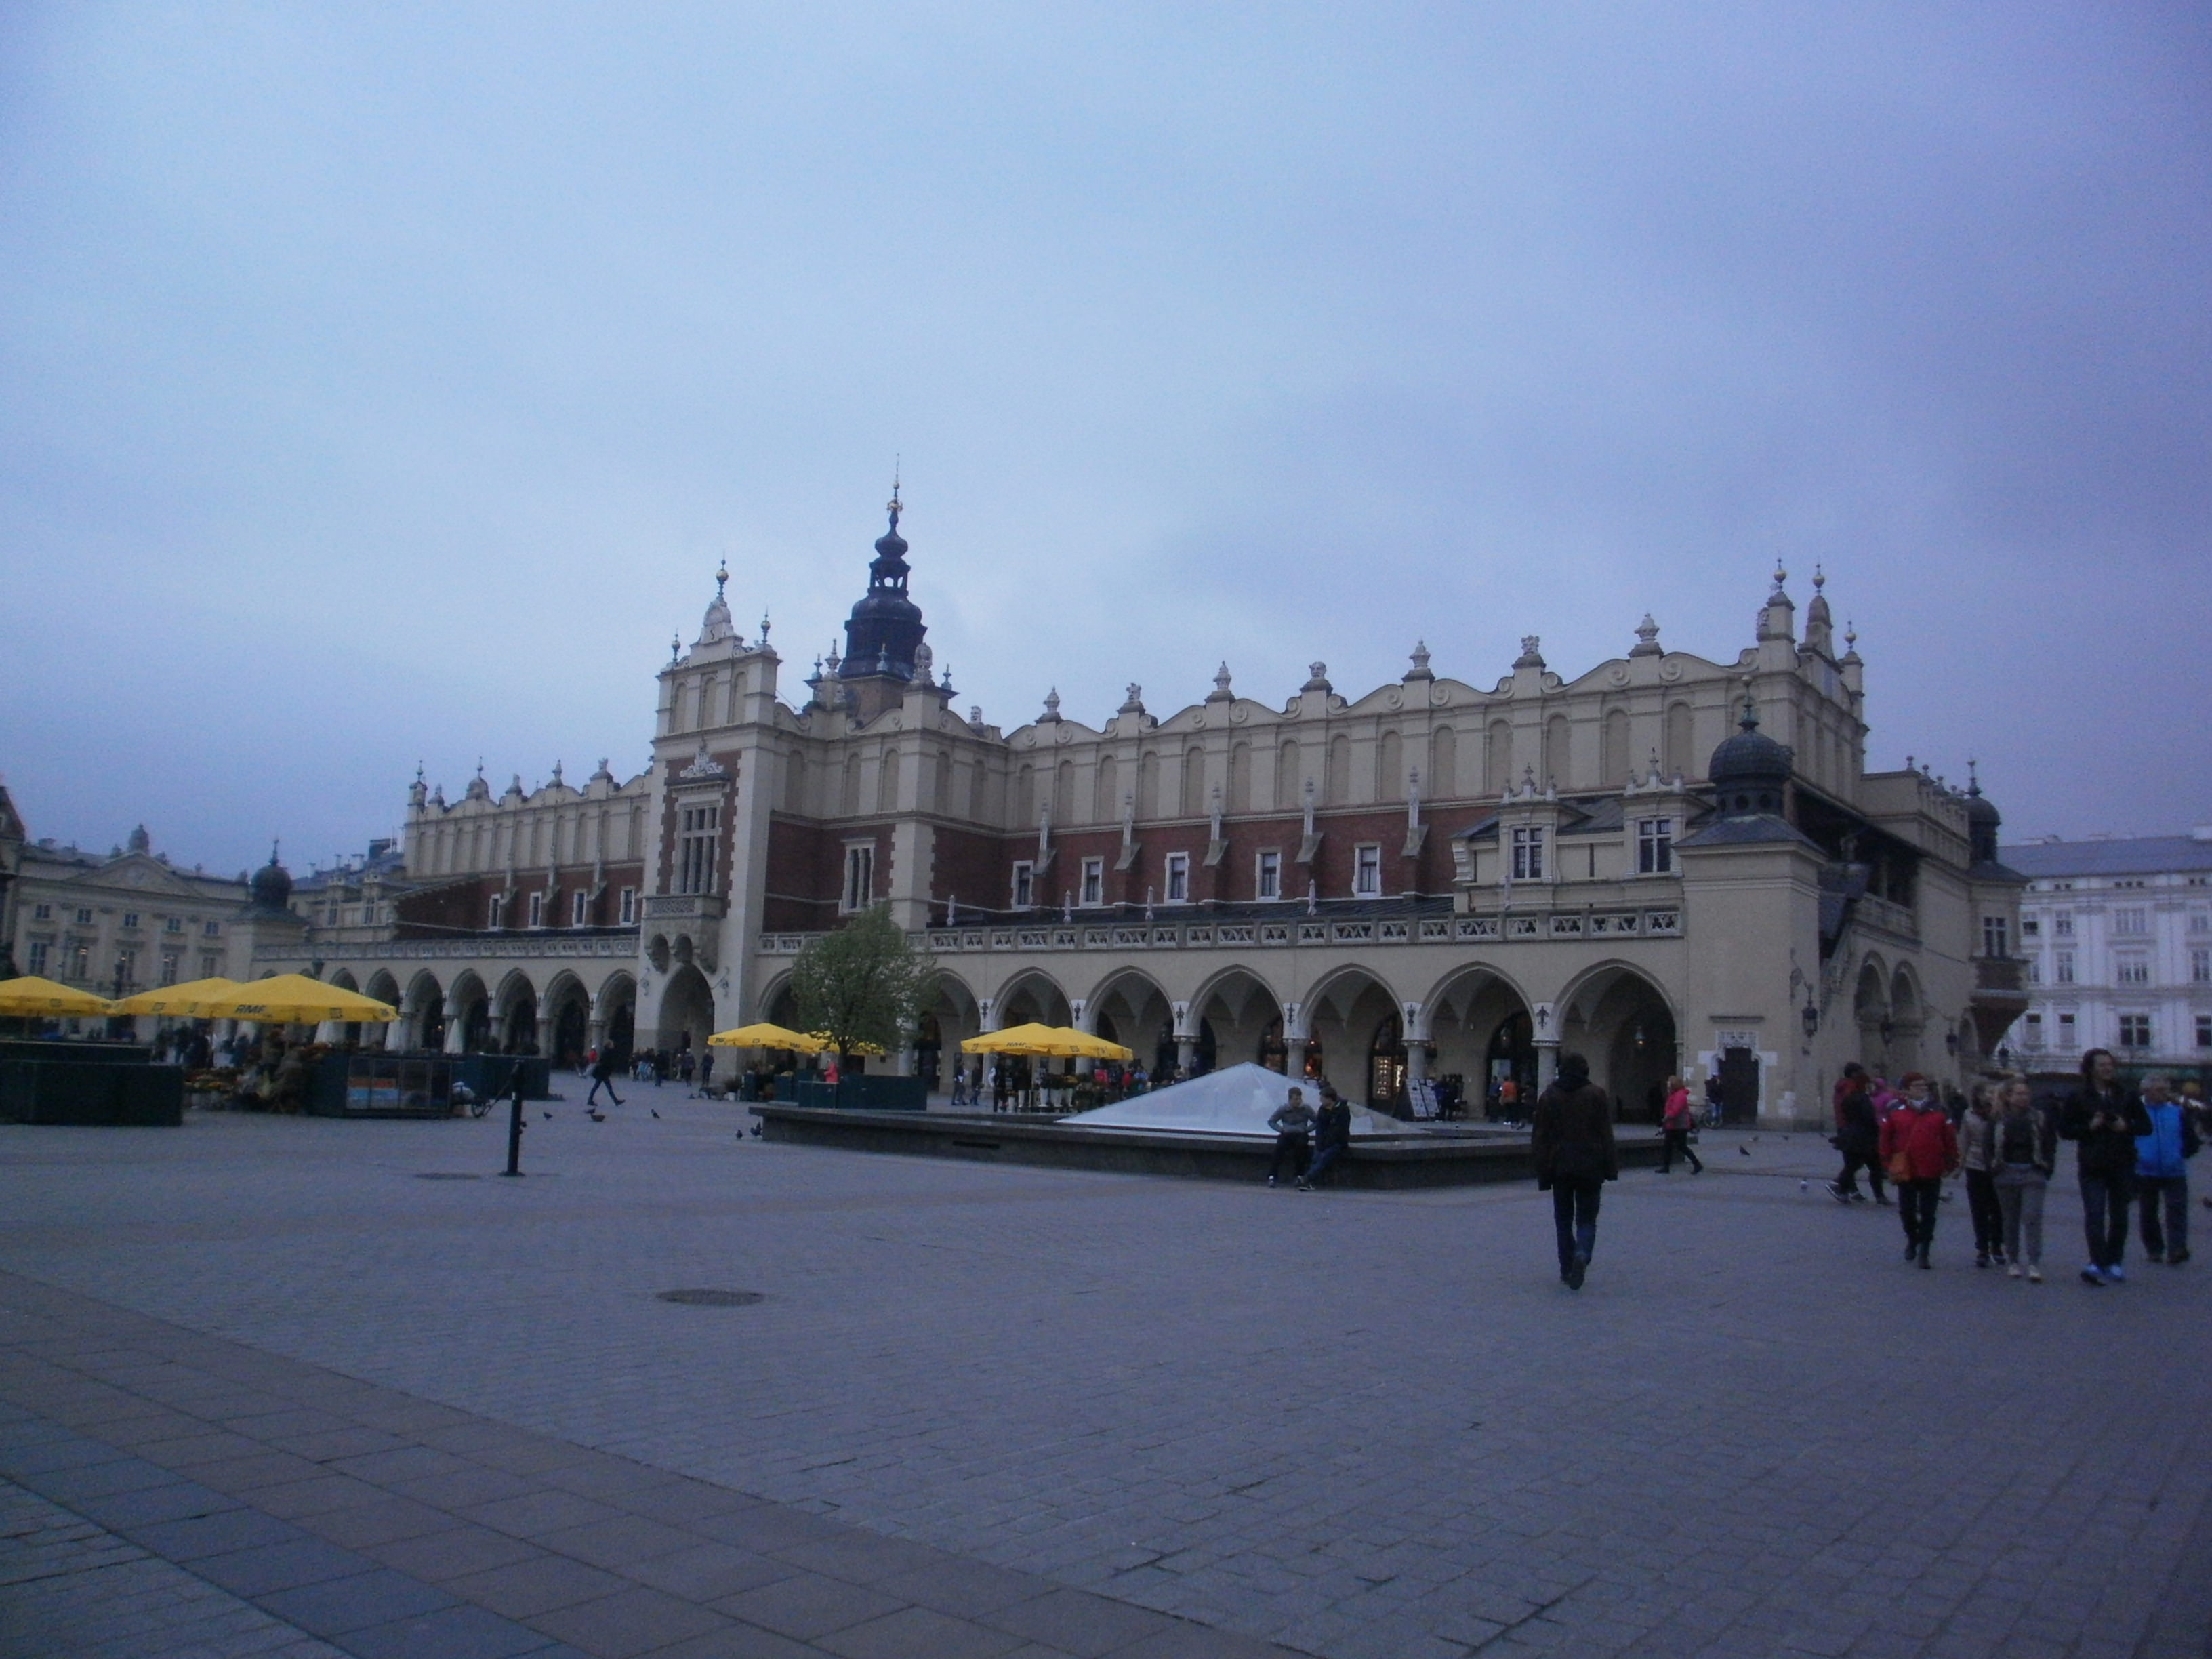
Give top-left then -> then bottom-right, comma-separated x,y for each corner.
2135,1072 -> 2200,1265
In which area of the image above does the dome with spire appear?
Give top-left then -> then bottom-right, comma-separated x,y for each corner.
697,561 -> 737,647
1964,763 -> 2002,865
1708,687 -> 1793,815
839,481 -> 926,682
250,842 -> 293,912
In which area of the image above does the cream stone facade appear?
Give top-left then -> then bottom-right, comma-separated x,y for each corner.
220,495 -> 2029,1129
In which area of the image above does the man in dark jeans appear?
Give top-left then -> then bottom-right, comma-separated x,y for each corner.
1266,1085 -> 1313,1187
2060,1048 -> 2153,1285
1296,1085 -> 1352,1191
1532,1053 -> 1619,1290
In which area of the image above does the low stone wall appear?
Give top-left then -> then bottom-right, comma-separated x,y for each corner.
755,1105 -> 1664,1189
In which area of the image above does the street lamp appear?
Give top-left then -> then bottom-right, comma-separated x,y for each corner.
1800,998 -> 1819,1040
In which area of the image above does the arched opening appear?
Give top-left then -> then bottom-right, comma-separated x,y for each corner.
1424,965 -> 1536,1120
1888,967 -> 1923,1076
1189,968 -> 1281,1082
1558,964 -> 1680,1124
919,975 -> 982,1099
404,972 -> 445,1053
1303,968 -> 1399,1108
541,973 -> 592,1069
449,972 -> 491,1054
365,970 -> 402,1050
1088,970 -> 1175,1082
595,972 -> 637,1061
656,964 -> 714,1055
494,973 -> 539,1055
1854,958 -> 1890,1076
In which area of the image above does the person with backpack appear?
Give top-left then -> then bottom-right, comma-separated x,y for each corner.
1827,1063 -> 1885,1205
1957,1083 -> 2005,1268
1531,1052 -> 1618,1290
1990,1073 -> 2055,1282
2135,1072 -> 2200,1264
2060,1048 -> 2152,1285
1656,1074 -> 1702,1174
1879,1073 -> 1958,1269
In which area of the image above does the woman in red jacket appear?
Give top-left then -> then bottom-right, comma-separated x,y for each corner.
1879,1073 -> 1959,1269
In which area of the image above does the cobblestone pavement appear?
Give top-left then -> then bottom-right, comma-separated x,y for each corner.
0,1473 -> 348,1659
1,1097 -> 2207,1658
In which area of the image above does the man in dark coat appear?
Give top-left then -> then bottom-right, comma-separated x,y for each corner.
2060,1048 -> 2153,1284
1827,1062 -> 1885,1204
1532,1052 -> 1619,1290
1297,1084 -> 1353,1191
586,1046 -> 625,1109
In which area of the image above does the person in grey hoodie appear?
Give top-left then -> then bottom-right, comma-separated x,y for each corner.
1957,1084 -> 2004,1269
1266,1086 -> 1314,1187
1990,1075 -> 2055,1282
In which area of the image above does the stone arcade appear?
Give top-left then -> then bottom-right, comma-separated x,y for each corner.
262,491 -> 2029,1126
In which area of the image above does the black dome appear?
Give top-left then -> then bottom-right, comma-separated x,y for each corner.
840,499 -> 927,681
1965,773 -> 2001,863
250,848 -> 293,912
1708,695 -> 1792,816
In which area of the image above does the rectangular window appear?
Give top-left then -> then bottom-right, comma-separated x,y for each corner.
159,953 -> 178,987
26,941 -> 47,975
115,949 -> 134,987
2025,956 -> 2041,985
1981,916 -> 2009,958
487,895 -> 505,929
70,944 -> 89,981
203,920 -> 220,937
1080,857 -> 1103,907
619,887 -> 637,925
163,916 -> 182,934
676,804 -> 721,895
2194,947 -> 2211,985
2116,955 -> 2150,985
572,890 -> 590,927
121,912 -> 138,930
1511,826 -> 1545,882
1353,844 -> 1382,897
2020,917 -> 2040,937
2058,1011 -> 2076,1046
2114,878 -> 2146,890
1164,851 -> 1191,903
842,844 -> 876,912
2053,881 -> 2074,891
74,908 -> 91,926
527,892 -> 546,928
32,903 -> 51,921
2055,949 -> 2074,985
1012,861 -> 1035,908
2053,913 -> 2074,937
2190,911 -> 2211,933
199,952 -> 219,978
2198,1016 -> 2212,1049
2114,908 -> 2148,935
1256,849 -> 1282,900
1635,817 -> 1674,875
2118,1014 -> 2152,1050
2023,1012 -> 2043,1047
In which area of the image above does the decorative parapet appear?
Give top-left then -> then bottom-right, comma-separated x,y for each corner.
643,894 -> 726,923
257,931 -> 640,963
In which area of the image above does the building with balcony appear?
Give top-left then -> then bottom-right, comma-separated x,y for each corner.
2000,829 -> 2212,1086
241,488 -> 2026,1127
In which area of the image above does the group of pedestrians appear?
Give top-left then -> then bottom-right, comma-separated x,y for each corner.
1822,1048 -> 2198,1284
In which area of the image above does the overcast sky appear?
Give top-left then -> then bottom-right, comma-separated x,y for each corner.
3,3 -> 2207,877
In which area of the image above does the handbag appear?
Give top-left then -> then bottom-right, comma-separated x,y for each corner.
1885,1149 -> 1914,1185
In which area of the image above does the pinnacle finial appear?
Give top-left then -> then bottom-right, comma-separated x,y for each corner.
715,560 -> 729,598
887,457 -> 902,527
1811,563 -> 1825,592
1738,678 -> 1760,731
758,611 -> 770,643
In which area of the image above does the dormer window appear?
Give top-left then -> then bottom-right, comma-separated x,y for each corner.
1635,818 -> 1674,875
1510,826 -> 1545,882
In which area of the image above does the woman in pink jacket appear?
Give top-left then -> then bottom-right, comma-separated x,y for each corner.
1879,1073 -> 1959,1269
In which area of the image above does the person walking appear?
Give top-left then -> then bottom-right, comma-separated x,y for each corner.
1958,1083 -> 2004,1268
1990,1073 -> 2054,1282
2134,1072 -> 2198,1265
1266,1085 -> 1314,1187
1879,1073 -> 1957,1269
1531,1052 -> 1618,1290
1827,1063 -> 1885,1204
585,1046 -> 624,1109
1296,1084 -> 1352,1190
2060,1048 -> 2152,1285
1656,1075 -> 1702,1174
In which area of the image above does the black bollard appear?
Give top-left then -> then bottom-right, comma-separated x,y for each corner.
502,1088 -> 525,1176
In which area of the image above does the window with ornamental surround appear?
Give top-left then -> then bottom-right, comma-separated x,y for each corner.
2192,947 -> 2211,985
1012,861 -> 1035,909
1256,849 -> 1282,901
2116,954 -> 2149,985
1165,851 -> 1191,903
1080,857 -> 1103,907
487,895 -> 504,930
1511,826 -> 1545,882
2057,1011 -> 2076,1047
1982,916 -> 2009,957
2118,1014 -> 2152,1049
2053,913 -> 2074,937
26,942 -> 47,975
619,888 -> 637,925
527,893 -> 546,928
1636,818 -> 1673,875
2198,1016 -> 2212,1049
2113,908 -> 2148,935
2055,949 -> 2074,985
676,804 -> 720,895
573,890 -> 590,926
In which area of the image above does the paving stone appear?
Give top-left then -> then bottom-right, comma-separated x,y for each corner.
256,1565 -> 458,1635
444,1551 -> 634,1618
524,1582 -> 733,1656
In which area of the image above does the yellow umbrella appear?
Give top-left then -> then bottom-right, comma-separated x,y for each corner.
0,975 -> 115,1018
190,975 -> 398,1024
708,1023 -> 825,1052
1054,1028 -> 1135,1062
962,1022 -> 1065,1055
810,1034 -> 886,1057
110,977 -> 243,1019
